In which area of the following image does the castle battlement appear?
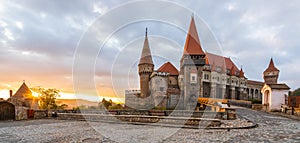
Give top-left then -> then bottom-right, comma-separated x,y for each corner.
125,90 -> 141,94
150,71 -> 169,78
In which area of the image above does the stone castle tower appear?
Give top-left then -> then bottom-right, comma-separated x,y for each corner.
138,28 -> 154,98
179,16 -> 206,110
263,58 -> 280,84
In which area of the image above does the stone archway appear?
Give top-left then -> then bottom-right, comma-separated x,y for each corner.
255,89 -> 259,99
251,89 -> 254,99
246,88 -> 250,99
0,101 -> 15,120
264,90 -> 270,105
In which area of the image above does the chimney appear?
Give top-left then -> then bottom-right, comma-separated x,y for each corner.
9,90 -> 13,97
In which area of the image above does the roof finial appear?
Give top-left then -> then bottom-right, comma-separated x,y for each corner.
23,80 -> 25,83
145,27 -> 148,37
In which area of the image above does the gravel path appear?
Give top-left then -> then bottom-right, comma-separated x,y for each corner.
0,107 -> 299,143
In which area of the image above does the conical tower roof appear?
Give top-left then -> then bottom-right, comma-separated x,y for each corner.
183,16 -> 205,56
239,67 -> 245,78
230,66 -> 236,76
264,58 -> 279,73
13,81 -> 32,99
139,28 -> 153,65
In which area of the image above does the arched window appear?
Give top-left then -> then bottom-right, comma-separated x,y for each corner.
255,89 -> 259,99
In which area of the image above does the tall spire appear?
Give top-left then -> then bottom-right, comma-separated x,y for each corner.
264,58 -> 279,73
239,67 -> 245,78
230,65 -> 235,76
139,28 -> 153,65
145,27 -> 148,37
183,15 -> 205,55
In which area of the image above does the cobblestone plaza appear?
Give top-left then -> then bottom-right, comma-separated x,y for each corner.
0,107 -> 299,143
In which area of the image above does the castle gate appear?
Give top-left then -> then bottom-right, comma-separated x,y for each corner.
0,101 -> 15,120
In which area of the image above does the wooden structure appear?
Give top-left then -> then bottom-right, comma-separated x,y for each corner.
0,101 -> 15,120
288,96 -> 300,108
197,98 -> 228,112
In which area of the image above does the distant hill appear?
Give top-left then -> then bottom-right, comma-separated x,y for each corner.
56,99 -> 99,109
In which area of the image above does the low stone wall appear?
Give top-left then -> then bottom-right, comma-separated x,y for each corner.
281,108 -> 300,116
30,109 -> 234,121
252,104 -> 263,110
105,110 -> 225,119
229,100 -> 252,108
34,110 -> 48,119
57,113 -> 221,128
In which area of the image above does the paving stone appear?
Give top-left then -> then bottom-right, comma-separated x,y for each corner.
0,107 -> 299,142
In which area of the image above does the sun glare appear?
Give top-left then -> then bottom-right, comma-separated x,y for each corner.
0,90 -> 10,100
32,91 -> 39,97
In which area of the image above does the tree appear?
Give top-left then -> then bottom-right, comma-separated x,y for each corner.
109,104 -> 123,109
59,104 -> 68,109
291,88 -> 300,96
31,87 -> 60,109
100,98 -> 112,109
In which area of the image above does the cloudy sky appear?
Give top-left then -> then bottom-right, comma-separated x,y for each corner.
0,0 -> 299,102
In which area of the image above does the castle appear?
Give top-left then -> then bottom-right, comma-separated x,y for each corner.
125,16 -> 289,110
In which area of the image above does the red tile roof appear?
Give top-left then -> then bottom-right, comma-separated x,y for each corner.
157,62 -> 179,76
211,61 -> 216,71
221,63 -> 226,73
225,57 -> 239,74
205,52 -> 239,75
183,16 -> 205,55
269,84 -> 290,90
230,66 -> 235,76
247,80 -> 264,86
264,58 -> 279,73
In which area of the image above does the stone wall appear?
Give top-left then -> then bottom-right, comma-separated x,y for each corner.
229,99 -> 252,108
55,109 -> 225,119
34,110 -> 48,119
149,74 -> 168,108
252,104 -> 264,110
168,94 -> 180,108
15,106 -> 28,120
270,89 -> 288,110
56,113 -> 221,127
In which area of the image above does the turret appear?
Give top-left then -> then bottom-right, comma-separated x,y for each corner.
263,58 -> 279,84
138,28 -> 154,98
